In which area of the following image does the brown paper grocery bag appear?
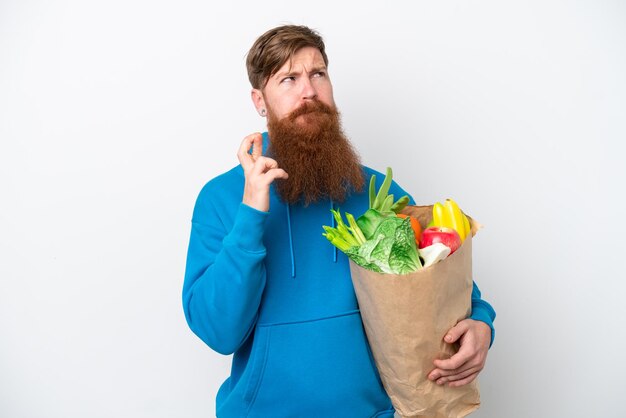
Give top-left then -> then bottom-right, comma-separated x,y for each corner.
349,205 -> 480,418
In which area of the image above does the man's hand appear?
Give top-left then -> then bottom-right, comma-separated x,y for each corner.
237,133 -> 288,212
428,319 -> 491,387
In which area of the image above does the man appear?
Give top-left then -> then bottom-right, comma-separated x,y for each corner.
183,25 -> 495,418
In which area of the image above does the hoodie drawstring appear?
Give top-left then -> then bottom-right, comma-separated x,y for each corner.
331,199 -> 337,262
286,199 -> 337,278
286,203 -> 296,278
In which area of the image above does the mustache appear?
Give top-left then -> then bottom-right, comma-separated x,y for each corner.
287,100 -> 335,121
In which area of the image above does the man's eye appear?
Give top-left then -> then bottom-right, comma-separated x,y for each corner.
281,76 -> 295,83
313,71 -> 326,78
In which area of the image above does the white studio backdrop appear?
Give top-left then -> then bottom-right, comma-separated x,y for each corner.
1,1 -> 624,417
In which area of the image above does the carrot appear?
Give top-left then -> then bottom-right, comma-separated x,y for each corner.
397,213 -> 422,245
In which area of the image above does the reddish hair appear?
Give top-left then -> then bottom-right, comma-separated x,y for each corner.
246,25 -> 328,89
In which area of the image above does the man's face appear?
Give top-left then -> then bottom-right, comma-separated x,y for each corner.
252,46 -> 335,123
250,45 -> 364,205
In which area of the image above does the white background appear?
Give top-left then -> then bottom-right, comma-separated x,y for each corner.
1,1 -> 625,417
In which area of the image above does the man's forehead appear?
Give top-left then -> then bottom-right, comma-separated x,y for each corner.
276,47 -> 326,74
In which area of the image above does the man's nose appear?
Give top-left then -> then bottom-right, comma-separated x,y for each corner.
300,77 -> 317,100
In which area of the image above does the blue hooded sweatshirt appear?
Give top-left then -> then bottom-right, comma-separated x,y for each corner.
183,133 -> 496,418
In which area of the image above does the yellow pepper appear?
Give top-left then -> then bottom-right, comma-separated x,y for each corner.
432,198 -> 469,242
445,199 -> 466,241
462,212 -> 471,240
432,202 -> 447,227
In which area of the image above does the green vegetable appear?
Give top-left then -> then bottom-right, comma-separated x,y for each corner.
322,225 -> 352,252
368,167 -> 408,214
356,168 -> 410,240
345,216 -> 421,274
322,167 -> 421,274
372,167 -> 393,211
331,209 -> 360,248
390,195 -> 409,213
356,208 -> 386,240
322,210 -> 365,252
345,212 -> 366,245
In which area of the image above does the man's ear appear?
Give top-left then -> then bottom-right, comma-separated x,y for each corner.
251,89 -> 266,116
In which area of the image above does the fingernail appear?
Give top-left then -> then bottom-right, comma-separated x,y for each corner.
445,335 -> 453,342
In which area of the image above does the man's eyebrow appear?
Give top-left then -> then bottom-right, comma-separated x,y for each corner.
274,65 -> 328,79
309,65 -> 328,73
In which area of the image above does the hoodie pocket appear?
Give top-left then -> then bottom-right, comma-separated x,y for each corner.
242,325 -> 271,407
243,310 -> 392,418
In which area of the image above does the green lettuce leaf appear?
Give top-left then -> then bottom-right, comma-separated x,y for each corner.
345,216 -> 421,274
388,217 -> 422,273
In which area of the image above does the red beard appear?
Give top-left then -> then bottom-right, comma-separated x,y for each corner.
266,100 -> 365,205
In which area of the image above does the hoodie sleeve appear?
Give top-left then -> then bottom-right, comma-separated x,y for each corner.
182,183 -> 268,355
387,178 -> 497,347
469,282 -> 496,347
